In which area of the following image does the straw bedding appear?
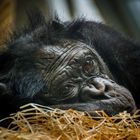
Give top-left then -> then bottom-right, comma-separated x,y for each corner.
0,103 -> 140,140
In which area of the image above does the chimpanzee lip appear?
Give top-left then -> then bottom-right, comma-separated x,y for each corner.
41,90 -> 78,103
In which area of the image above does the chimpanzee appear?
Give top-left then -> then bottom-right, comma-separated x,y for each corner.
0,13 -> 140,118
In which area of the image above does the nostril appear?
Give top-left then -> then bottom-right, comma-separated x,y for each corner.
105,84 -> 113,92
88,79 -> 105,93
104,82 -> 114,92
105,85 -> 108,92
94,82 -> 104,91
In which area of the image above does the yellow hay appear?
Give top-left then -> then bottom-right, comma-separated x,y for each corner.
0,103 -> 140,140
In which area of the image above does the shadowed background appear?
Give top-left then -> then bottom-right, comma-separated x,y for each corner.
0,0 -> 140,45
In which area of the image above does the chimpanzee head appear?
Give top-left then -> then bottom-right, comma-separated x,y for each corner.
0,14 -> 136,116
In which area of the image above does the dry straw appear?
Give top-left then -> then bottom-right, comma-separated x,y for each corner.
0,103 -> 140,140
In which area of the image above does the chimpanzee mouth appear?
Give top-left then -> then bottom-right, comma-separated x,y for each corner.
89,93 -> 112,100
33,89 -> 79,105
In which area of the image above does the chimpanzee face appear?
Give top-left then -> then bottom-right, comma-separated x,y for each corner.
10,39 -> 134,116
39,41 -> 111,104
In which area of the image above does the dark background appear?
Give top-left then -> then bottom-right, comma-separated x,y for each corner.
0,0 -> 140,43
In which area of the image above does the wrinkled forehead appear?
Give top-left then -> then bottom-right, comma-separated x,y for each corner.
40,40 -> 98,60
38,40 -> 109,75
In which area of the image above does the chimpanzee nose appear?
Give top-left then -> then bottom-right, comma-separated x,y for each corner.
79,78 -> 114,101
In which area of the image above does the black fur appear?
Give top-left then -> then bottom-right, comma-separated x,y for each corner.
0,13 -> 140,118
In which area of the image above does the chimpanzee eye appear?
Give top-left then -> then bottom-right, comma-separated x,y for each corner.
64,85 -> 74,92
83,59 -> 95,75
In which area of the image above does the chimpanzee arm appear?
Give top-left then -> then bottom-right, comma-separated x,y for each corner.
70,21 -> 140,107
51,98 -> 135,116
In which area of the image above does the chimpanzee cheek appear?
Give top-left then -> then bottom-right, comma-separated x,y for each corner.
13,71 -> 44,98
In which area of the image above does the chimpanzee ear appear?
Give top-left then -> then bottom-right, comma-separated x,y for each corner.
0,49 -> 16,75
